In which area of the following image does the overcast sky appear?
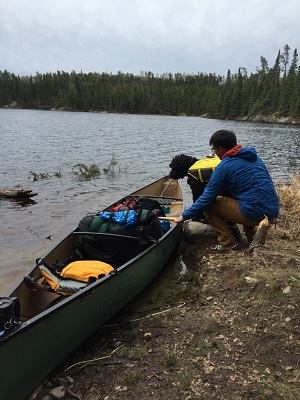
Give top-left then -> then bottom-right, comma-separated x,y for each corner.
0,0 -> 299,77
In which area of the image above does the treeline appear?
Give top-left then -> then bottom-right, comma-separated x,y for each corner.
1,45 -> 299,120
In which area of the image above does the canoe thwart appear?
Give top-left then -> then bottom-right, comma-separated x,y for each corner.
72,231 -> 140,240
135,195 -> 182,201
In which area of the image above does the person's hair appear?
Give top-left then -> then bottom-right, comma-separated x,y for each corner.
209,130 -> 237,150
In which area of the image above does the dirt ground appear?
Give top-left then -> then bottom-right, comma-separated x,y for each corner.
29,183 -> 300,400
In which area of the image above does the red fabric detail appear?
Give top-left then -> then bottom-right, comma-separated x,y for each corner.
222,144 -> 243,160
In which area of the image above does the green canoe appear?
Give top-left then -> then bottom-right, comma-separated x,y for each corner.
0,176 -> 184,400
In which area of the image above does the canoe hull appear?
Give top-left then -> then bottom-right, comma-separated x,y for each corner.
0,177 -> 183,400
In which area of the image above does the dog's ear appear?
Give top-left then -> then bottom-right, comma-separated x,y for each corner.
169,155 -> 179,168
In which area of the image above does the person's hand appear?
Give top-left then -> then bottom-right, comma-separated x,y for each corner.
174,216 -> 184,223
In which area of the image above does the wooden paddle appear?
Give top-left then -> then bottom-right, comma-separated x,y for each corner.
158,216 -> 177,221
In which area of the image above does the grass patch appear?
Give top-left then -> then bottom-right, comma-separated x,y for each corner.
123,371 -> 141,386
71,163 -> 100,180
164,346 -> 179,367
178,368 -> 193,390
29,170 -> 62,180
129,345 -> 148,361
29,171 -> 51,180
189,338 -> 212,357
103,154 -> 120,176
29,155 -> 126,181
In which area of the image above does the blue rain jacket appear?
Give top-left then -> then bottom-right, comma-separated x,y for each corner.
182,147 -> 280,222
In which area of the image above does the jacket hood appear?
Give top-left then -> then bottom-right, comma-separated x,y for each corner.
223,145 -> 257,162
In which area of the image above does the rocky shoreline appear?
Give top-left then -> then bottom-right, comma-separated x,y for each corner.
3,101 -> 300,125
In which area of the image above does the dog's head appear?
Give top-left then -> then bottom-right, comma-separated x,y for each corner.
169,154 -> 198,179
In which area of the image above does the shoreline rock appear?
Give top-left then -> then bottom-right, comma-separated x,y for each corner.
2,101 -> 21,109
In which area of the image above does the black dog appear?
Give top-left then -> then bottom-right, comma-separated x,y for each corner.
169,154 -> 207,221
169,154 -> 242,241
169,154 -> 206,202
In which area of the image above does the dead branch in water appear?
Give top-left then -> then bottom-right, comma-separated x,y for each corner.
0,188 -> 37,198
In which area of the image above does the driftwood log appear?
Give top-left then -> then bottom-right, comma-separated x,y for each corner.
247,216 -> 270,254
0,188 -> 38,198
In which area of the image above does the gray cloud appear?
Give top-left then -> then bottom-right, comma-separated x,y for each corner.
0,0 -> 299,77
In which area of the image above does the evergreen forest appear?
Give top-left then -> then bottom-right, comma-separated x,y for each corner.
1,45 -> 299,121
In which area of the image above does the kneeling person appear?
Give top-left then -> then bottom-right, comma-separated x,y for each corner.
175,130 -> 280,251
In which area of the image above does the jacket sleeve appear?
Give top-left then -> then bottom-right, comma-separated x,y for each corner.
182,163 -> 226,220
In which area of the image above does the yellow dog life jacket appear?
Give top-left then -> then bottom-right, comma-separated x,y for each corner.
39,260 -> 114,296
188,156 -> 220,184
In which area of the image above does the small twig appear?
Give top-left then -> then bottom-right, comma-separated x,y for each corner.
129,302 -> 186,323
97,361 -> 123,365
147,373 -> 163,381
104,302 -> 186,327
65,344 -> 124,371
7,227 -> 26,240
282,248 -> 300,253
79,360 -> 124,371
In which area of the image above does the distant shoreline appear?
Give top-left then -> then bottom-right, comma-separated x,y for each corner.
2,102 -> 300,126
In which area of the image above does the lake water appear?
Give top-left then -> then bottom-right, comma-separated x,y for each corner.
1,109 -> 299,293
